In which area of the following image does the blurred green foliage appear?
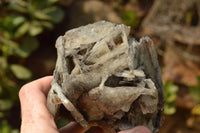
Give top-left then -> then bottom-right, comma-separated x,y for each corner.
189,76 -> 200,116
56,118 -> 70,129
191,104 -> 200,116
164,81 -> 179,115
121,10 -> 139,29
114,0 -> 140,29
190,76 -> 200,102
0,0 -> 64,131
0,120 -> 19,133
186,11 -> 194,25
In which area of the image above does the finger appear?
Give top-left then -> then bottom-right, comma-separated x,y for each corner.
19,76 -> 57,133
118,126 -> 151,133
59,122 -> 90,133
33,76 -> 53,96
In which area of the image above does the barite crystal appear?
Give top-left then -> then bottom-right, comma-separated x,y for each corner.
47,21 -> 164,133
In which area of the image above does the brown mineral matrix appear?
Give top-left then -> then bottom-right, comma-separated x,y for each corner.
47,21 -> 164,133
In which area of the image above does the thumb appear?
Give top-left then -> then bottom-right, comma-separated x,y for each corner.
118,126 -> 151,133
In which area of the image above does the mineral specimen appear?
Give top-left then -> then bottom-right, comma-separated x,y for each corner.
47,21 -> 164,133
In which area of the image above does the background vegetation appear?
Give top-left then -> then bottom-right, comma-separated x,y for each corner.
0,0 -> 64,132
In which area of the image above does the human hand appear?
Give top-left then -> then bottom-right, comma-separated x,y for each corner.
19,76 -> 150,133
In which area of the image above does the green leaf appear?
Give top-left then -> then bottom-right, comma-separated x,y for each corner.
0,100 -> 13,111
0,77 -> 18,101
19,36 -> 39,57
28,21 -> 43,36
1,77 -> 16,90
164,81 -> 179,115
191,104 -> 200,115
0,120 -> 19,133
189,76 -> 200,102
43,7 -> 64,23
164,103 -> 176,115
56,118 -> 69,129
0,40 -> 27,58
22,36 -> 39,51
11,129 -> 19,133
0,112 -> 4,118
0,56 -> 7,69
121,10 -> 139,28
40,21 -> 54,29
0,37 -> 22,57
14,46 -> 29,58
1,32 -> 12,40
10,64 -> 32,80
0,120 -> 12,133
13,16 -> 25,27
33,11 -> 51,20
9,36 -> 39,58
190,87 -> 200,102
164,81 -> 179,101
165,94 -> 177,103
0,15 -> 17,33
14,22 -> 30,38
186,12 -> 193,25
9,2 -> 27,13
169,85 -> 179,94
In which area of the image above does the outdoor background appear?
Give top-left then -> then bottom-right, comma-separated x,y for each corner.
0,0 -> 200,133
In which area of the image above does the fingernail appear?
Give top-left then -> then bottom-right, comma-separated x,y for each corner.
132,126 -> 151,133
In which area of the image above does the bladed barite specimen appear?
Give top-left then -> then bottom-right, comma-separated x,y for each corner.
47,21 -> 164,133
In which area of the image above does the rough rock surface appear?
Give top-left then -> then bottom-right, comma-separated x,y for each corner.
47,21 -> 164,133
